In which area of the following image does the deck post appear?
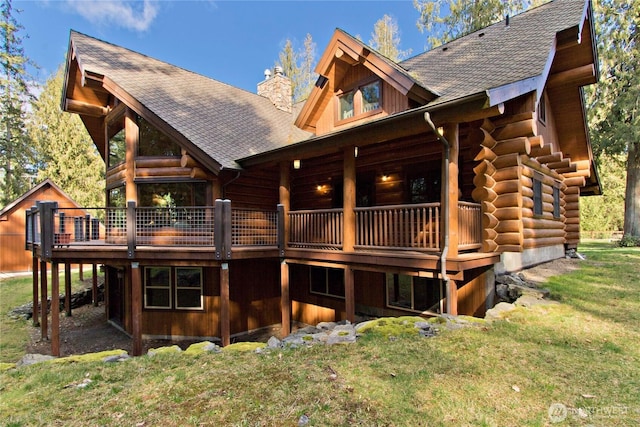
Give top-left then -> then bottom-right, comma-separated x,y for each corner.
92,264 -> 99,306
79,263 -> 84,281
344,267 -> 355,323
343,147 -> 356,251
131,262 -> 143,356
220,262 -> 230,346
64,263 -> 72,317
446,279 -> 458,315
51,262 -> 60,356
444,123 -> 460,256
279,161 -> 290,254
126,201 -> 136,258
214,199 -> 224,260
40,260 -> 48,340
280,260 -> 290,337
32,256 -> 39,327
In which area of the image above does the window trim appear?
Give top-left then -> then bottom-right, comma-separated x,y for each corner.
385,273 -> 442,314
533,176 -> 543,216
309,266 -> 345,299
335,79 -> 382,125
143,266 -> 204,311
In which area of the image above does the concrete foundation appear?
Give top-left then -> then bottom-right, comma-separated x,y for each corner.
495,245 -> 565,274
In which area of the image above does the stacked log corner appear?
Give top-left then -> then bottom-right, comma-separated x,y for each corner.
472,113 -> 574,253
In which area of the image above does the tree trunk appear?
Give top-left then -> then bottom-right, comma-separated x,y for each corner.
624,142 -> 640,237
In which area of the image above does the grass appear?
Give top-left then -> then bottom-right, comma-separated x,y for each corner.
0,241 -> 639,426
0,270 -> 94,363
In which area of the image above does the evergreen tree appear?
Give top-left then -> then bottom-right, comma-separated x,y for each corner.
0,0 -> 36,207
413,0 -> 547,49
587,0 -> 640,240
276,34 -> 317,103
369,14 -> 411,61
29,67 -> 105,209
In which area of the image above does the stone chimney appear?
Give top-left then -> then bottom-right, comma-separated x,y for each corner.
257,66 -> 292,113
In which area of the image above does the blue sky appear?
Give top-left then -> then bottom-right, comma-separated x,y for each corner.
16,0 -> 430,93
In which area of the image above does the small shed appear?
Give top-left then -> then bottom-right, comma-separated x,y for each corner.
0,179 -> 85,273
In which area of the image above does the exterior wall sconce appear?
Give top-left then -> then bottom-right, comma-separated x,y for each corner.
354,146 -> 359,158
316,184 -> 324,191
293,159 -> 301,169
381,174 -> 390,182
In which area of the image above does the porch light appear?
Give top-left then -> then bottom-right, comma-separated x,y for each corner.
354,146 -> 359,158
382,174 -> 390,182
316,184 -> 324,191
293,159 -> 301,169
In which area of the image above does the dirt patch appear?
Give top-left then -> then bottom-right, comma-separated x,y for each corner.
518,257 -> 581,285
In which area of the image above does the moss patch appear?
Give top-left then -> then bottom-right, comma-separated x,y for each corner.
222,342 -> 266,353
147,345 -> 182,356
357,316 -> 425,337
184,341 -> 220,355
0,362 -> 16,371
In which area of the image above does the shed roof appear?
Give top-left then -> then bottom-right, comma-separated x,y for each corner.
0,179 -> 81,218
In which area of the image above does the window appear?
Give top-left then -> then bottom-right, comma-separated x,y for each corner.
175,267 -> 203,309
107,115 -> 126,168
337,80 -> 382,123
361,81 -> 380,112
144,267 -> 171,309
339,91 -> 354,120
538,92 -> 546,124
533,178 -> 543,216
553,186 -> 561,219
310,266 -> 344,298
137,115 -> 182,157
138,182 -> 207,208
406,161 -> 441,203
386,274 -> 442,313
144,266 -> 203,310
108,186 -> 126,208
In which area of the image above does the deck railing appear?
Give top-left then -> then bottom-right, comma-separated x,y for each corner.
289,208 -> 343,249
458,201 -> 483,250
26,200 -> 482,256
355,203 -> 441,252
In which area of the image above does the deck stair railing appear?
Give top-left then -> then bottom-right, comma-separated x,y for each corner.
355,203 -> 441,251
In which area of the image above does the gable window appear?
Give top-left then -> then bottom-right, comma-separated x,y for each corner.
107,115 -> 126,168
538,92 -> 546,125
137,115 -> 181,157
144,266 -> 203,310
337,80 -> 382,123
310,266 -> 344,298
533,178 -> 543,216
386,274 -> 442,313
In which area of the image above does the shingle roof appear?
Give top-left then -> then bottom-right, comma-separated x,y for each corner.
400,0 -> 587,106
70,31 -> 311,170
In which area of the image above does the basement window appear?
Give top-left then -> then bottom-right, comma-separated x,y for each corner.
310,266 -> 345,298
533,178 -> 543,216
144,266 -> 203,310
386,274 -> 442,313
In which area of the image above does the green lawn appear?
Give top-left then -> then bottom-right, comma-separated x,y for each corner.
1,241 -> 638,426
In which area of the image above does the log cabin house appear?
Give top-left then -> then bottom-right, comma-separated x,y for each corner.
26,0 -> 600,356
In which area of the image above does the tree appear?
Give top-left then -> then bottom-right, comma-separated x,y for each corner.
276,34 -> 317,103
28,67 -> 105,209
586,0 -> 640,240
0,0 -> 36,207
413,0 -> 547,49
369,14 -> 411,61
580,154 -> 626,236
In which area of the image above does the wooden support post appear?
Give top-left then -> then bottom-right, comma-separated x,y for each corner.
280,260 -> 290,337
32,256 -> 39,327
444,123 -> 459,257
40,260 -> 48,340
64,263 -> 72,317
79,263 -> 83,281
344,267 -> 355,323
51,262 -> 60,356
343,147 -> 356,252
92,264 -> 99,306
279,162 -> 291,252
446,279 -> 458,316
220,263 -> 230,347
131,262 -> 143,356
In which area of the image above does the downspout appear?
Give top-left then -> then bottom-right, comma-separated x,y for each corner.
424,112 -> 450,311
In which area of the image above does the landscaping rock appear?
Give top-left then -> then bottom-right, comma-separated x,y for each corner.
267,336 -> 281,348
17,353 -> 56,366
485,302 -> 517,321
